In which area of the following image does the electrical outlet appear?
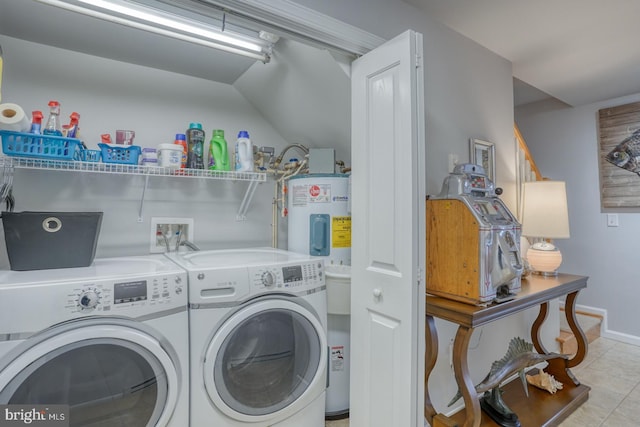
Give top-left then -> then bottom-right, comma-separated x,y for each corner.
150,217 -> 194,253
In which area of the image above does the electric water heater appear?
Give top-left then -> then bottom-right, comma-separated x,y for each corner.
287,174 -> 351,266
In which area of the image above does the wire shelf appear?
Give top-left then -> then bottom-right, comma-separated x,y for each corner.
0,155 -> 266,182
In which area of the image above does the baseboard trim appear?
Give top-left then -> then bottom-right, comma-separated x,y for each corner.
558,302 -> 640,347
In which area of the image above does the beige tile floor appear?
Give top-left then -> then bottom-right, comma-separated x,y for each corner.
326,337 -> 640,427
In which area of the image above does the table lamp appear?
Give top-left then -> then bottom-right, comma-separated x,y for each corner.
521,181 -> 570,276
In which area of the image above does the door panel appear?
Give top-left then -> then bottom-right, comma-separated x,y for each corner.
350,30 -> 425,427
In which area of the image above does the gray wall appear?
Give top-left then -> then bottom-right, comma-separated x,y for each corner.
295,0 -> 520,208
516,93 -> 640,344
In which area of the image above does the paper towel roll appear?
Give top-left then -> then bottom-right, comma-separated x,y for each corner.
0,103 -> 30,132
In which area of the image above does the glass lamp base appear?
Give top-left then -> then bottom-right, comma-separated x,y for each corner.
532,269 -> 559,277
527,247 -> 562,277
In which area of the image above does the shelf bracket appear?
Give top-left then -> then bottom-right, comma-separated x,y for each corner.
236,180 -> 260,221
138,174 -> 149,222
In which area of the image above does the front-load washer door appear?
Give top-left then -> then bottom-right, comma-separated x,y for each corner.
204,297 -> 327,423
0,317 -> 181,427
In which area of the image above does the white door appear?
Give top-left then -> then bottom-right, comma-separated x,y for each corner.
350,30 -> 426,427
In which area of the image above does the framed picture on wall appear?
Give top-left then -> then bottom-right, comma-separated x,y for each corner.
470,138 -> 496,181
598,101 -> 640,208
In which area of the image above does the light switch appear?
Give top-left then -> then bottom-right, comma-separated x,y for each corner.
607,213 -> 619,227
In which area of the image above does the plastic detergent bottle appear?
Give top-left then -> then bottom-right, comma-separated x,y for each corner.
30,111 -> 43,134
186,122 -> 205,169
174,133 -> 188,169
235,130 -> 254,172
43,100 -> 63,136
209,129 -> 230,171
66,112 -> 80,138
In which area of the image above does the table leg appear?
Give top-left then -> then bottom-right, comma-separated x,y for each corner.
531,301 -> 550,354
452,325 -> 481,427
564,291 -> 588,368
530,291 -> 588,387
424,315 -> 438,423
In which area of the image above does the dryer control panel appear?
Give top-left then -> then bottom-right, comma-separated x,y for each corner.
66,272 -> 186,315
249,260 -> 325,291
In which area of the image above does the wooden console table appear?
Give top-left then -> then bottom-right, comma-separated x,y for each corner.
424,274 -> 590,427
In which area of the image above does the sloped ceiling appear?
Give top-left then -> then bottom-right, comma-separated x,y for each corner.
235,39 -> 351,162
405,0 -> 640,107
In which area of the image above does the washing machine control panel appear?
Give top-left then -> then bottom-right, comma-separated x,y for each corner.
67,273 -> 187,314
249,260 -> 325,291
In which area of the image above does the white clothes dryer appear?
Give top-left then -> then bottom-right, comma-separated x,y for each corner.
0,255 -> 189,427
166,248 -> 327,427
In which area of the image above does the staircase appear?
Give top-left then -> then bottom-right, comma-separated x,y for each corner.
556,308 -> 603,355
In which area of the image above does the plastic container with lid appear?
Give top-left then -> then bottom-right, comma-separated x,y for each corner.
157,143 -> 183,169
141,147 -> 157,166
174,133 -> 187,169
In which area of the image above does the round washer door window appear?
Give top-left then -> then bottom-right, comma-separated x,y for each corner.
204,298 -> 326,421
0,318 -> 180,427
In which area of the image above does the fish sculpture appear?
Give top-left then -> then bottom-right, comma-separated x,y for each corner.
447,337 -> 565,427
605,129 -> 640,175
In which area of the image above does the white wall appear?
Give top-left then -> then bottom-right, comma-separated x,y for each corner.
0,35 -> 291,266
516,93 -> 640,344
294,0 -> 540,416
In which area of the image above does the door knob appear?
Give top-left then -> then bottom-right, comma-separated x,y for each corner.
373,288 -> 382,298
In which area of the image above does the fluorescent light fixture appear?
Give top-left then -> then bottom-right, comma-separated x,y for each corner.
36,0 -> 272,62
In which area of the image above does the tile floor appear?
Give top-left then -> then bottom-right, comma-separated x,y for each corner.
325,336 -> 640,426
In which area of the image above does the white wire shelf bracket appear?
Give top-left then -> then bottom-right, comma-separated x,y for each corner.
0,155 -> 267,221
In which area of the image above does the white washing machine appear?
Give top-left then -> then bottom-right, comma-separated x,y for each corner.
0,255 -> 189,427
166,248 -> 327,427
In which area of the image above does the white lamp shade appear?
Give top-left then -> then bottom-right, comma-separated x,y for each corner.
521,181 -> 570,239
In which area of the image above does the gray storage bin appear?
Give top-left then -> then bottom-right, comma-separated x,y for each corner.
2,211 -> 103,271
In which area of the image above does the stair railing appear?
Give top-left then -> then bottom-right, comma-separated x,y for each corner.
514,123 -> 543,220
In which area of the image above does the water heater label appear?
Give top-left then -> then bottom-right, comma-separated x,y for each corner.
330,345 -> 345,371
332,216 -> 351,248
291,184 -> 332,205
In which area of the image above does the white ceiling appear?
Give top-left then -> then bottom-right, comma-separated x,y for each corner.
405,0 -> 640,107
